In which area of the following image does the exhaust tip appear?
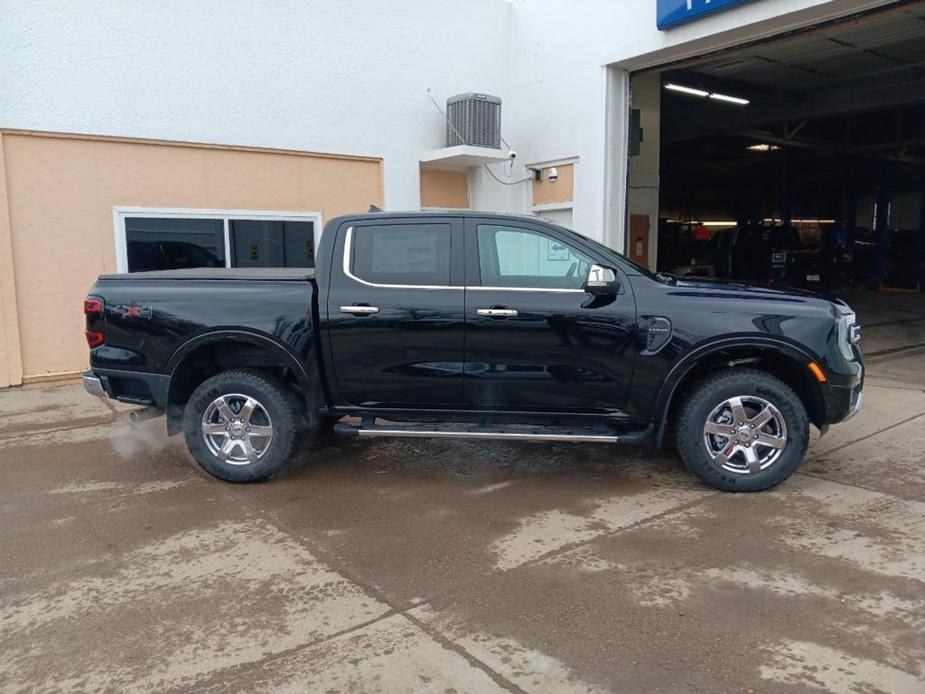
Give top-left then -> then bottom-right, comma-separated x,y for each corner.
129,407 -> 161,424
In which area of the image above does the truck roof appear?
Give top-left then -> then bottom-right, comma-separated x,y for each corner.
98,268 -> 314,281
327,210 -> 551,226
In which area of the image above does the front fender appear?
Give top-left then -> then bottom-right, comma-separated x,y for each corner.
653,335 -> 826,449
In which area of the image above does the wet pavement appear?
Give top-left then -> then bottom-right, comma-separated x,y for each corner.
1,290 -> 924,693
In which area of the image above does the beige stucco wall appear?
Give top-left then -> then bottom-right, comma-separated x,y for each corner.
0,135 -> 24,387
0,131 -> 383,383
420,169 -> 469,209
531,163 -> 574,206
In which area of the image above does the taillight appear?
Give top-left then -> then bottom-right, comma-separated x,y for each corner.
85,296 -> 104,348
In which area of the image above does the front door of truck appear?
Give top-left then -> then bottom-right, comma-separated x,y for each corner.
463,218 -> 636,414
326,217 -> 465,408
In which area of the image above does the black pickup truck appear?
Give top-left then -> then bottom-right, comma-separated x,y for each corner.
83,212 -> 863,492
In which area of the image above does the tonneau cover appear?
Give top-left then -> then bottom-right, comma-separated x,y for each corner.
98,268 -> 314,281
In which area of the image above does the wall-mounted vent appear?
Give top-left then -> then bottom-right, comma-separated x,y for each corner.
446,93 -> 502,149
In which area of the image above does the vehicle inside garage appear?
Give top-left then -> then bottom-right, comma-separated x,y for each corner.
628,1 -> 925,293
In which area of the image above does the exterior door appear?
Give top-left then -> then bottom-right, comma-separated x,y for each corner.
628,214 -> 650,269
325,217 -> 465,408
463,218 -> 637,414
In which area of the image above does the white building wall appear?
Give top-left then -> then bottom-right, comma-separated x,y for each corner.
0,0 -> 512,211
0,0 -> 902,243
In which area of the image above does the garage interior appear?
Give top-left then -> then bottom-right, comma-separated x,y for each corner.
628,1 -> 925,293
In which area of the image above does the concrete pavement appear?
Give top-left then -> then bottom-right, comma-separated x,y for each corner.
1,290 -> 924,693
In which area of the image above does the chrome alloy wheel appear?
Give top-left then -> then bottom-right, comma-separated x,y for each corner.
201,393 -> 273,465
702,395 -> 787,474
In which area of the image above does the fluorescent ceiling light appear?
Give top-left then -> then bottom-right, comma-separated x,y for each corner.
664,83 -> 750,105
664,83 -> 708,97
709,92 -> 749,105
763,218 -> 836,224
665,220 -> 737,226
747,143 -> 781,152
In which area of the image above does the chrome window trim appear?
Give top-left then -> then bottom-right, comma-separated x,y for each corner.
343,226 -> 461,290
469,286 -> 585,293
342,225 -> 587,294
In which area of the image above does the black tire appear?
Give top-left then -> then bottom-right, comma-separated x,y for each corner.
675,368 -> 809,492
183,369 -> 300,483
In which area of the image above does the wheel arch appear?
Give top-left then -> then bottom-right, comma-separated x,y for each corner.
164,330 -> 318,435
654,337 -> 826,450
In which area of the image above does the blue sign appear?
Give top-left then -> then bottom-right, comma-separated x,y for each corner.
657,0 -> 758,30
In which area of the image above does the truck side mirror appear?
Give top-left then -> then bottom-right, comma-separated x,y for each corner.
584,264 -> 620,296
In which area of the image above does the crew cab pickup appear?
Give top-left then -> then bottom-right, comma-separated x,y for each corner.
83,212 -> 863,491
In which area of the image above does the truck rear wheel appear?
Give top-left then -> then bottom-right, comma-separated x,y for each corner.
183,369 -> 299,482
675,368 -> 809,492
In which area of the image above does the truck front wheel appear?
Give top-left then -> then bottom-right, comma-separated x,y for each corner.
182,369 -> 300,482
675,368 -> 809,492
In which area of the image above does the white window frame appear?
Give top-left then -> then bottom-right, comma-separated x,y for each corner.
112,206 -> 324,273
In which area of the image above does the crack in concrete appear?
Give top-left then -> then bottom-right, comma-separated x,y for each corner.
0,415 -> 119,443
862,317 -> 925,328
862,380 -> 925,392
0,415 -> 118,440
399,610 -> 530,694
809,409 -> 925,460
489,490 -> 719,574
793,469 -> 924,502
865,342 -> 925,360
206,485 -> 528,693
200,475 -> 725,693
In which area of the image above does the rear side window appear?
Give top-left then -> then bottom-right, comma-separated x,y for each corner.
351,224 -> 451,286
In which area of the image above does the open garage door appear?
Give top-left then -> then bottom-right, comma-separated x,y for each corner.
628,1 -> 925,294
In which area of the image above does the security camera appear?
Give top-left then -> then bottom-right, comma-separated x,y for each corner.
508,149 -> 517,159
547,166 -> 559,182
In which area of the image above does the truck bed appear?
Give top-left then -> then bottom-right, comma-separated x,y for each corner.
98,268 -> 314,281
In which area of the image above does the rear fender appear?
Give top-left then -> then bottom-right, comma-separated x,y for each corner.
163,330 -> 318,435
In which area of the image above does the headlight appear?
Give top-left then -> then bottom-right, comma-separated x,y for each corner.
836,308 -> 860,361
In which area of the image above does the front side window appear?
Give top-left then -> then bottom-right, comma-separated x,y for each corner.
477,224 -> 593,289
351,224 -> 452,286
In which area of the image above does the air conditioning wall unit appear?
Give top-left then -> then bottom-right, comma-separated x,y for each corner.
446,93 -> 502,149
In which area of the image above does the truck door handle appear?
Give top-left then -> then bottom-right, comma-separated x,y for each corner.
477,308 -> 518,318
340,304 -> 379,315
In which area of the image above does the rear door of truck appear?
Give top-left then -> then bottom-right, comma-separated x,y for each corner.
324,216 -> 466,408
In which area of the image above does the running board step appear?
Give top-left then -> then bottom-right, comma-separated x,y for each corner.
333,420 -> 651,444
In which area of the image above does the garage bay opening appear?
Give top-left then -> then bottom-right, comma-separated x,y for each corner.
627,2 -> 925,294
